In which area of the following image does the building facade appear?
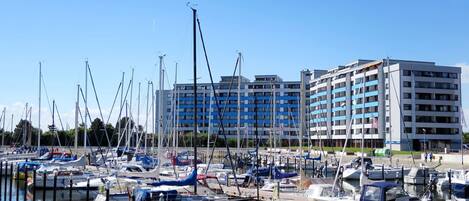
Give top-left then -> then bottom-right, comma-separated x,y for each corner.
174,75 -> 301,141
308,59 -> 462,151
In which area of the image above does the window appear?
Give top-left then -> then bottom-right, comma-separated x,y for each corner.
403,93 -> 412,99
363,186 -> 381,201
404,116 -> 412,122
403,81 -> 412,87
403,104 -> 412,110
403,70 -> 411,76
404,127 -> 412,133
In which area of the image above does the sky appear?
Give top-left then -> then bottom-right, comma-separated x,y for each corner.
0,1 -> 468,131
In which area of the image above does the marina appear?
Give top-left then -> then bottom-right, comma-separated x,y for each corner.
0,1 -> 468,201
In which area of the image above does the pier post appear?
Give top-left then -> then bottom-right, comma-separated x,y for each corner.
86,178 -> 90,201
42,172 -> 46,201
401,166 -> 404,188
294,157 -> 297,170
381,164 -> 384,180
286,157 -> 290,170
449,170 -> 452,199
9,163 -> 13,201
53,173 -> 57,201
24,166 -> 28,201
1,161 -> 3,199
69,176 -> 73,201
105,184 -> 110,201
423,168 -> 427,186
15,165 -> 19,201
324,160 -> 328,178
312,160 -> 315,175
33,169 -> 36,201
5,162 -> 8,201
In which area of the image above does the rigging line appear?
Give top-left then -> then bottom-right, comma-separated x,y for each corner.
197,17 -> 241,194
205,56 -> 239,171
87,65 -> 112,148
106,82 -> 122,124
40,76 -> 55,123
79,87 -> 110,169
53,102 -> 65,131
113,79 -> 133,151
390,72 -> 416,166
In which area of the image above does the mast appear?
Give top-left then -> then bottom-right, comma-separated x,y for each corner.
192,7 -> 198,194
254,95 -> 260,200
387,57 -> 392,163
144,81 -> 150,154
173,63 -> 178,151
38,62 -> 42,149
75,84 -> 80,152
129,68 -> 134,147
119,72 -> 124,149
151,82 -> 155,152
157,55 -> 165,178
23,103 -> 28,146
1,108 -> 5,148
137,81 -> 141,150
84,61 -> 88,150
299,70 -> 305,189
360,69 -> 366,187
237,53 -> 242,155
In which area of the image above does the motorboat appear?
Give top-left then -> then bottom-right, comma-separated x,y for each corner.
404,166 -> 439,185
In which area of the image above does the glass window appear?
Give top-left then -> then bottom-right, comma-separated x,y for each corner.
363,186 -> 382,201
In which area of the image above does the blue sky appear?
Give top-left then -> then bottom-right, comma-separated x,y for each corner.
0,1 -> 468,130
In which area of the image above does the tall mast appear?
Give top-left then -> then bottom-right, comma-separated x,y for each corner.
237,53 -> 242,155
172,63 -> 178,150
38,62 -> 42,149
151,82 -> 155,152
386,57 -> 392,161
144,81 -> 150,154
137,82 -> 141,150
192,7 -> 198,194
273,79 -> 277,150
299,70 -> 305,189
119,72 -> 124,148
1,108 -> 5,148
84,61 -> 88,149
360,69 -> 366,187
129,68 -> 134,147
23,103 -> 28,146
75,84 -> 80,152
157,55 -> 165,178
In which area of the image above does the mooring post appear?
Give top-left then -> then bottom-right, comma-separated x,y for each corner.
4,161 -> 8,201
449,170 -> 452,199
105,182 -> 110,201
53,173 -> 57,201
42,172 -> 47,201
9,163 -> 13,201
401,166 -> 404,188
381,164 -> 385,180
1,161 -> 3,199
86,178 -> 90,201
324,160 -> 328,178
33,169 -> 37,201
15,165 -> 19,201
423,168 -> 427,186
294,157 -> 297,170
69,176 -> 73,201
23,166 -> 28,201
